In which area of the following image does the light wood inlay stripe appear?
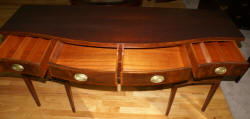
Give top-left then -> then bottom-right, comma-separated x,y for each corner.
199,42 -> 212,63
180,45 -> 191,67
116,44 -> 124,84
50,41 -> 64,63
21,37 -> 38,60
22,37 -> 38,61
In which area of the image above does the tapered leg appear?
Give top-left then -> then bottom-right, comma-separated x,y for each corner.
64,81 -> 76,112
201,82 -> 220,112
44,70 -> 51,80
23,76 -> 41,106
166,87 -> 177,116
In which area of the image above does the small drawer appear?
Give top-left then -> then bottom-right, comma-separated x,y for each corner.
0,35 -> 54,77
187,41 -> 249,79
48,41 -> 117,86
49,64 -> 116,86
121,45 -> 192,86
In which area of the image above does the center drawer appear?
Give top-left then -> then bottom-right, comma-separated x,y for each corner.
121,45 -> 192,86
48,41 -> 117,86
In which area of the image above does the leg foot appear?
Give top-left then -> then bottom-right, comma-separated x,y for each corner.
166,87 -> 177,116
64,81 -> 76,112
23,76 -> 41,106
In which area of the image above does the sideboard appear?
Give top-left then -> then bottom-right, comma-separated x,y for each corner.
0,5 -> 249,116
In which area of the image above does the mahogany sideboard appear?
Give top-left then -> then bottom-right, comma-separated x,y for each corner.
0,5 -> 249,116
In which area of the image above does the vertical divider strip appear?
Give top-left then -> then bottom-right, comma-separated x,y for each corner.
199,42 -> 212,63
180,45 -> 192,67
116,44 -> 124,91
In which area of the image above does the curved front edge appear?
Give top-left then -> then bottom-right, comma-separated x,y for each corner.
0,31 -> 244,48
49,63 -> 117,86
121,68 -> 192,86
48,40 -> 118,86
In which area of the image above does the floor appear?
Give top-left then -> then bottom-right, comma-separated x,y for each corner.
0,77 -> 233,119
0,1 -> 248,119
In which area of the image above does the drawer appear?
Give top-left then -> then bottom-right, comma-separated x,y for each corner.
121,45 -> 192,86
48,41 -> 117,86
49,64 -> 116,86
0,35 -> 54,77
121,68 -> 191,86
0,59 -> 42,76
187,41 -> 249,79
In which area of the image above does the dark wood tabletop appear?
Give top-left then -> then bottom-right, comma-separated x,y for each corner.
0,5 -> 243,43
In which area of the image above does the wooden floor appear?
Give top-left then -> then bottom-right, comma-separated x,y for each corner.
0,77 -> 233,119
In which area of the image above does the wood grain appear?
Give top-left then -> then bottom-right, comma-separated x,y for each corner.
0,5 -> 243,44
54,43 -> 117,72
0,35 -> 54,77
0,4 -> 245,119
165,87 -> 177,116
121,45 -> 192,86
49,64 -> 117,86
64,81 -> 76,113
0,31 -> 245,48
123,46 -> 189,72
121,68 -> 191,86
201,81 -> 220,112
48,41 -> 118,86
187,41 -> 249,79
23,76 -> 41,106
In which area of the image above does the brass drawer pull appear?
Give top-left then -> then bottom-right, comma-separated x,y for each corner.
214,66 -> 227,75
74,73 -> 88,81
150,75 -> 165,83
12,64 -> 24,72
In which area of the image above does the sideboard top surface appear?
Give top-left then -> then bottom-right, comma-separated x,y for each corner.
0,5 -> 243,44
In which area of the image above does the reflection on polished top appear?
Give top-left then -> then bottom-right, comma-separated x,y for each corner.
0,5 -> 243,43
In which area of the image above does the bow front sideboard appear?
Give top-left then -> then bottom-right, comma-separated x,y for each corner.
0,5 -> 249,116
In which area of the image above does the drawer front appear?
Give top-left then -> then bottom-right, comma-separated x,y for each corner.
49,64 -> 117,86
195,63 -> 249,79
121,68 -> 192,86
0,59 -> 42,77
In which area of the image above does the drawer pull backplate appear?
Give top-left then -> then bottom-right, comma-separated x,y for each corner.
214,66 -> 227,75
12,64 -> 24,72
150,75 -> 165,83
74,73 -> 88,81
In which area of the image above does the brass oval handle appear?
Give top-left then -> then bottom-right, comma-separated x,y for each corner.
214,66 -> 227,75
12,64 -> 24,72
150,75 -> 165,83
74,73 -> 88,81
